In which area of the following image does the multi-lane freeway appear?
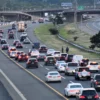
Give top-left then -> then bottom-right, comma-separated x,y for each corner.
1,21 -> 100,100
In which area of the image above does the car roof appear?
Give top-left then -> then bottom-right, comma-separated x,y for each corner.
29,58 -> 37,60
82,88 -> 95,91
1,38 -> 6,40
46,56 -> 54,58
68,83 -> 82,86
67,62 -> 78,64
61,53 -> 67,54
48,71 -> 59,74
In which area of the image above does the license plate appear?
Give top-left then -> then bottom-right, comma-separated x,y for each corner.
53,76 -> 56,78
88,96 -> 92,99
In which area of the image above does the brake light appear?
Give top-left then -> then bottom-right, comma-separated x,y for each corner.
95,81 -> 98,84
94,94 -> 99,98
19,56 -> 21,59
57,76 -> 61,78
48,76 -> 52,78
79,96 -> 85,99
26,56 -> 29,58
88,72 -> 91,75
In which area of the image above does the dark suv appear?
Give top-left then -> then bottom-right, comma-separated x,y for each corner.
8,33 -> 14,39
39,45 -> 47,53
76,88 -> 99,100
26,58 -> 38,68
75,67 -> 91,80
91,74 -> 100,90
44,56 -> 56,66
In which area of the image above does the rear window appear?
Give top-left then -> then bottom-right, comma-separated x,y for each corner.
54,52 -> 60,54
48,58 -> 54,60
61,54 -> 67,57
29,59 -> 36,62
90,63 -> 98,65
79,68 -> 89,72
82,90 -> 96,96
49,73 -> 59,75
68,55 -> 73,58
95,75 -> 100,80
70,85 -> 82,88
61,63 -> 66,66
68,63 -> 78,67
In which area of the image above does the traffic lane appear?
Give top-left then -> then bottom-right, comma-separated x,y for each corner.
0,81 -> 12,100
0,50 -> 65,100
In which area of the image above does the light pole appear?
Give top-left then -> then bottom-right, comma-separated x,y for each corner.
94,0 -> 96,9
74,0 -> 78,29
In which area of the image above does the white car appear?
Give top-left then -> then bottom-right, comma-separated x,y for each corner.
47,49 -> 55,55
55,60 -> 66,69
57,63 -> 67,72
45,71 -> 61,82
52,51 -> 61,59
29,49 -> 39,56
21,32 -> 27,36
87,61 -> 99,72
72,55 -> 83,63
64,82 -> 83,97
9,51 -> 17,58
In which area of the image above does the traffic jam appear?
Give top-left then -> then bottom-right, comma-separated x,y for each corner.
0,21 -> 100,100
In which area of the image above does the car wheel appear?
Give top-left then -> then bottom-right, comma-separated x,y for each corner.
66,92 -> 69,97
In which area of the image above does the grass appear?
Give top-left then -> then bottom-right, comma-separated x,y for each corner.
34,23 -> 100,59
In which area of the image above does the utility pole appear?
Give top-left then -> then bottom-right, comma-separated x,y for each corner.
74,0 -> 78,29
94,0 -> 96,9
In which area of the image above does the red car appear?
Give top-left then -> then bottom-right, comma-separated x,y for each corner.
16,42 -> 23,48
18,53 -> 29,62
15,51 -> 24,60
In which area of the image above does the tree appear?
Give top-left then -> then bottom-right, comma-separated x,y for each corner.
90,31 -> 100,49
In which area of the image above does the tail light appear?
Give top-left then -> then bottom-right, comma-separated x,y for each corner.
48,76 -> 52,78
88,72 -> 91,75
19,56 -> 21,59
79,95 -> 85,99
35,60 -> 38,63
27,61 -> 31,64
66,67 -> 69,70
94,94 -> 99,98
58,76 -> 61,78
26,56 -> 29,58
95,81 -> 98,84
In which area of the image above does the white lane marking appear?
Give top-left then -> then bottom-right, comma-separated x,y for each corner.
61,76 -> 66,79
45,68 -> 50,70
0,69 -> 27,100
39,64 -> 43,67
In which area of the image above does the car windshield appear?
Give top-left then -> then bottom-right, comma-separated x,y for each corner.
49,73 -> 59,75
79,68 -> 89,72
90,63 -> 98,65
70,85 -> 82,88
68,63 -> 78,66
82,90 -> 96,96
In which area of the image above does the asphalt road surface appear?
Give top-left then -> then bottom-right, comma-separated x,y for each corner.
1,21 -> 100,100
0,81 -> 12,100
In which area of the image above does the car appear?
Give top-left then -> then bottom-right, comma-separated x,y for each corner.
66,54 -> 74,62
51,51 -> 61,60
0,34 -> 3,38
13,40 -> 20,46
64,82 -> 83,97
1,39 -> 7,44
87,61 -> 99,72
80,58 -> 89,66
39,45 -> 47,53
20,35 -> 27,42
60,53 -> 68,61
16,42 -> 23,48
38,18 -> 44,23
23,38 -> 30,44
45,71 -> 61,82
55,60 -> 66,69
21,32 -> 27,36
44,56 -> 56,66
76,88 -> 99,100
65,62 -> 79,75
72,55 -> 83,63
8,46 -> 16,54
0,30 -> 3,34
32,42 -> 40,49
47,49 -> 55,55
9,51 -> 17,58
91,74 -> 100,90
37,53 -> 46,61
26,58 -> 38,68
18,53 -> 29,62
8,33 -> 14,39
75,67 -> 91,80
15,51 -> 24,60
1,44 -> 9,50
57,63 -> 67,72
28,49 -> 39,56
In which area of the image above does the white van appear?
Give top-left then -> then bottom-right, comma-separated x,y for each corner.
72,55 -> 83,63
52,51 -> 61,58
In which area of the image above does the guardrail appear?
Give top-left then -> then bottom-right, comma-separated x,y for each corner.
0,69 -> 27,100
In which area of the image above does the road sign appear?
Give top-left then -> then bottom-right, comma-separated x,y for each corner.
78,6 -> 84,10
61,2 -> 72,7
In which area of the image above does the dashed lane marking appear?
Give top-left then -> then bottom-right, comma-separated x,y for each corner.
45,68 -> 50,70
0,49 -> 68,100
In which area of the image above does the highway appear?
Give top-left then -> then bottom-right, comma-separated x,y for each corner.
1,21 -> 100,100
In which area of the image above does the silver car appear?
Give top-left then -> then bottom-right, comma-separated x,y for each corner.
57,63 -> 67,72
65,62 -> 79,75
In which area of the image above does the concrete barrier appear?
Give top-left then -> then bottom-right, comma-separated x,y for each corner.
0,69 -> 27,100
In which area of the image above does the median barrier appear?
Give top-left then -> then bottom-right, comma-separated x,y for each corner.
0,69 -> 27,100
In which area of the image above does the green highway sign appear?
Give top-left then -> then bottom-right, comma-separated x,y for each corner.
78,6 -> 84,10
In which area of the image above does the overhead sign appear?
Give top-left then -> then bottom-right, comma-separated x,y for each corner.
78,6 -> 84,10
61,2 -> 72,7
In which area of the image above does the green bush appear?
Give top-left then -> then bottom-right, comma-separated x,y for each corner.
49,28 -> 58,35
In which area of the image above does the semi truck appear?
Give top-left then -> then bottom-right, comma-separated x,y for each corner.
18,21 -> 25,32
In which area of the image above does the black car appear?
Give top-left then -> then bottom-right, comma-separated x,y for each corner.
44,56 -> 56,65
60,53 -> 68,61
80,58 -> 89,66
20,36 -> 27,42
76,88 -> 99,100
1,44 -> 9,50
1,39 -> 7,44
26,58 -> 38,68
66,54 -> 74,62
13,40 -> 20,46
39,45 -> 47,53
75,67 -> 91,80
23,38 -> 30,44
16,42 -> 23,48
8,33 -> 14,39
37,53 -> 46,61
91,74 -> 100,90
